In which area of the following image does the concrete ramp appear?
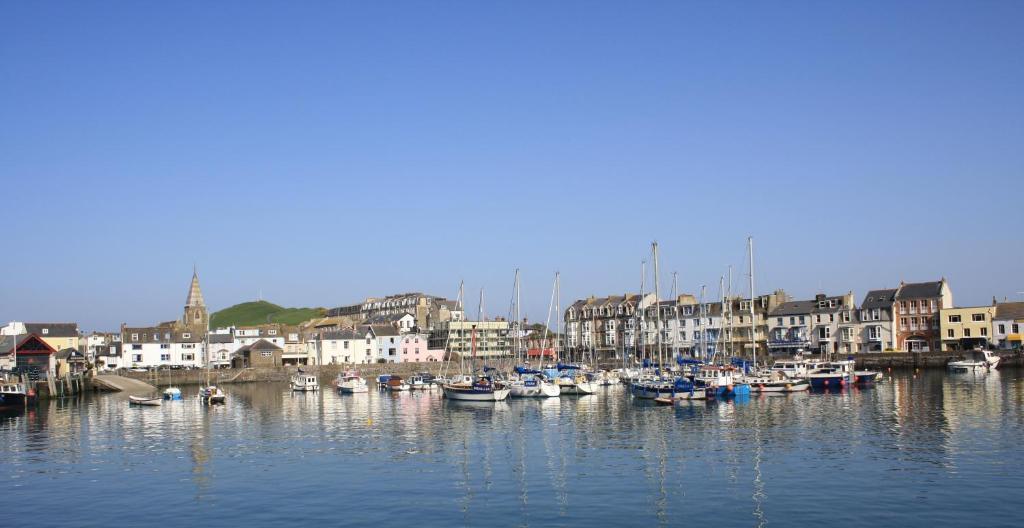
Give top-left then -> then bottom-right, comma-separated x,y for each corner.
94,375 -> 156,394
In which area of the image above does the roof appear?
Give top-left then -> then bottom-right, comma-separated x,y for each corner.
185,270 -> 205,308
995,302 -> 1024,321
238,339 -> 282,353
56,348 -> 85,360
895,280 -> 945,300
25,323 -> 78,338
364,324 -> 399,337
0,334 -> 18,355
208,333 -> 234,343
770,300 -> 817,316
862,289 -> 897,309
364,312 -> 414,325
323,329 -> 361,340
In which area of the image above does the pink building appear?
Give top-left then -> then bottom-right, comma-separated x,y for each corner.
399,333 -> 444,363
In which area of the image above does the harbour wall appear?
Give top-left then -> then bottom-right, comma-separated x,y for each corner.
851,350 -> 1023,370
118,362 -> 446,386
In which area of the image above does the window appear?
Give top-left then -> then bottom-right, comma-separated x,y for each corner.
972,313 -> 985,322
948,315 -> 961,323
160,354 -> 170,361
42,328 -> 49,335
981,327 -> 988,337
871,309 -> 880,321
131,333 -> 138,340
1014,324 -> 1020,334
160,344 -> 170,349
815,315 -> 821,323
261,351 -> 272,358
829,314 -> 835,323
183,333 -> 191,339
900,302 -> 907,314
998,324 -> 1006,334
930,300 -> 936,312
869,326 -> 881,340
947,329 -> 955,338
182,353 -> 194,361
799,316 -> 806,324
133,354 -> 142,362
819,327 -> 831,339
964,328 -> 972,337
131,344 -> 142,350
268,329 -> 277,336
366,339 -> 371,345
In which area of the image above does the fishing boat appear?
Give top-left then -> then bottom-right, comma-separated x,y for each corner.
408,375 -> 434,390
376,374 -> 393,390
290,372 -> 320,392
335,370 -> 368,393
0,381 -> 30,408
746,371 -> 810,393
128,394 -> 162,406
948,349 -> 1001,372
162,387 -> 182,400
693,365 -> 751,397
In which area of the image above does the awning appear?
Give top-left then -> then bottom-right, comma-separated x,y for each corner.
1008,334 -> 1023,342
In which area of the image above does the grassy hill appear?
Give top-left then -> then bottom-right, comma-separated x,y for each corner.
209,301 -> 325,328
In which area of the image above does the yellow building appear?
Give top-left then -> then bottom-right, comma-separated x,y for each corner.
939,306 -> 995,351
25,323 -> 80,353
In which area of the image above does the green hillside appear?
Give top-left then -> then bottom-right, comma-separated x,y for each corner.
209,301 -> 325,328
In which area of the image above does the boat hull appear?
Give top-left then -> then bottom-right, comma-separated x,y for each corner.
129,395 -> 161,406
749,380 -> 810,393
809,375 -> 846,389
510,382 -> 561,398
338,384 -> 369,393
442,385 -> 511,401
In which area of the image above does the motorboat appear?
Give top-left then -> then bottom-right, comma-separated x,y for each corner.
162,387 -> 182,400
0,381 -> 30,407
290,373 -> 320,392
442,375 -> 511,401
128,395 -> 162,406
807,360 -> 879,389
408,375 -> 434,390
555,364 -> 596,395
746,371 -> 810,393
692,365 -> 751,398
198,385 -> 226,404
385,376 -> 410,391
948,349 -> 1001,372
335,371 -> 368,393
630,376 -> 706,400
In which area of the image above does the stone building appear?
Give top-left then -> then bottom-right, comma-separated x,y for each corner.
232,339 -> 283,368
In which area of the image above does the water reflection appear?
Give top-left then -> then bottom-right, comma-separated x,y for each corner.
0,370 -> 1021,526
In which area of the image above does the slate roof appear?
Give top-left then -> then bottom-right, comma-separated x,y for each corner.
208,333 -> 234,344
995,302 -> 1024,321
237,339 -> 282,353
25,323 -> 78,338
770,300 -> 817,316
322,329 -> 361,340
862,289 -> 898,309
364,312 -> 414,325
0,334 -> 20,355
895,281 -> 945,300
364,324 -> 399,337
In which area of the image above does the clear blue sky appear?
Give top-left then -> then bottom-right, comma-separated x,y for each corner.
2,2 -> 1021,331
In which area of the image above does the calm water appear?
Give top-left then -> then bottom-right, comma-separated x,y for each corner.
2,369 -> 1023,527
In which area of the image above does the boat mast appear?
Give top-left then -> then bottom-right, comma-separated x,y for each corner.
652,242 -> 662,374
748,236 -> 757,368
554,272 -> 561,365
671,271 -> 680,363
728,265 -> 734,358
639,260 -> 646,368
513,269 -> 521,367
699,285 -> 707,361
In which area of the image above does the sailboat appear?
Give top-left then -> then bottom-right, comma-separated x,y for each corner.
509,270 -> 560,398
198,320 -> 225,404
441,283 -> 511,402
551,273 -> 596,396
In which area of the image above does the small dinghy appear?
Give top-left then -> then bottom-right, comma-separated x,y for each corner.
129,395 -> 161,406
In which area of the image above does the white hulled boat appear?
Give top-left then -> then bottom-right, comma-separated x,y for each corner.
290,372 -> 320,392
948,349 -> 1001,372
335,370 -> 368,393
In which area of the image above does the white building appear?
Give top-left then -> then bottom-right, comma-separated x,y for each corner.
992,301 -> 1024,349
121,325 -> 205,369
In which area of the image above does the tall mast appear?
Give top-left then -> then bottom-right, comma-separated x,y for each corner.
671,271 -> 680,361
652,242 -> 662,372
748,236 -> 757,367
514,269 -> 521,365
557,272 -> 565,362
699,285 -> 706,360
719,275 -> 725,362
639,260 -> 646,366
728,265 -> 734,358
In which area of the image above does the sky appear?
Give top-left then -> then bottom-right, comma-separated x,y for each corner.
1,1 -> 1022,332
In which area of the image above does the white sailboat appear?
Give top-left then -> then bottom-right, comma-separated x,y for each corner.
440,282 -> 511,402
510,269 -> 560,398
198,320 -> 225,404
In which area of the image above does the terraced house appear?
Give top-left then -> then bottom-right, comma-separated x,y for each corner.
858,289 -> 898,352
992,301 -> 1024,349
564,293 -> 656,364
940,305 -> 995,351
894,279 -> 953,352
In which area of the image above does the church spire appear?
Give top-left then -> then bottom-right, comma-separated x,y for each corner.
186,269 -> 205,308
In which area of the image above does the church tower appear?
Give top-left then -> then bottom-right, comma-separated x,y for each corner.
183,268 -> 208,330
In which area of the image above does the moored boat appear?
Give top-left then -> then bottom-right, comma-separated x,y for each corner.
509,369 -> 561,398
129,394 -> 162,406
290,372 -> 320,392
198,385 -> 226,404
335,370 -> 368,393
0,381 -> 31,408
948,349 -> 1001,372
442,375 -> 511,401
162,387 -> 182,400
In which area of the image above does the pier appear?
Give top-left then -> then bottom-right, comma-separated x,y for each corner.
92,374 -> 157,394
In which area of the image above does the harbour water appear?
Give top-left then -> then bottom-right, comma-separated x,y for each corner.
2,369 -> 1022,527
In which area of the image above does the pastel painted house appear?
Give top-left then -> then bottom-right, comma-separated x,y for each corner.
398,333 -> 444,363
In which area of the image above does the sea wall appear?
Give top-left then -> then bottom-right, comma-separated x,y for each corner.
120,362 -> 445,385
851,350 -> 1023,370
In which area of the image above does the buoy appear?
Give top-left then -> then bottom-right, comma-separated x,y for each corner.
824,380 -> 829,386
854,376 -> 860,383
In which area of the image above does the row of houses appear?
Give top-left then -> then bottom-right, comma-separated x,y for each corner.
564,279 -> 1024,363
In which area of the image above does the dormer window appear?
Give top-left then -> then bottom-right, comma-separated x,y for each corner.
268,329 -> 277,336
42,328 -> 49,335
183,333 -> 191,339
